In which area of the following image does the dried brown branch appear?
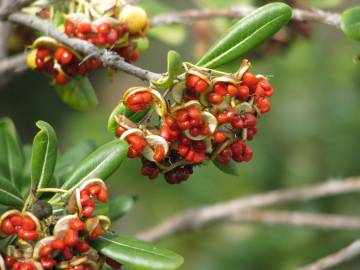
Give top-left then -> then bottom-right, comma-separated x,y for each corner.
137,177 -> 360,242
0,0 -> 34,19
150,7 -> 341,28
295,239 -> 360,270
6,12 -> 161,81
229,210 -> 360,230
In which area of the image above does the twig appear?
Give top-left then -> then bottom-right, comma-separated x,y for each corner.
229,210 -> 360,230
295,239 -> 360,270
7,12 -> 162,81
0,0 -> 34,19
0,53 -> 26,74
150,7 -> 341,28
137,177 -> 360,242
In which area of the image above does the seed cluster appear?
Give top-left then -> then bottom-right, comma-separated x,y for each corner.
113,60 -> 274,184
26,4 -> 149,84
0,179 -> 122,270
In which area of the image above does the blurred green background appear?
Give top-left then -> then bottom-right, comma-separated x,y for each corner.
2,0 -> 360,269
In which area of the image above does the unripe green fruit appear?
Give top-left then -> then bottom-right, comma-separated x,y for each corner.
118,5 -> 149,34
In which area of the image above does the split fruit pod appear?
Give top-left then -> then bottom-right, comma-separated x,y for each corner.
32,236 -> 56,260
75,178 -> 107,214
142,134 -> 169,162
53,214 -> 79,237
123,87 -> 168,117
184,112 -> 218,141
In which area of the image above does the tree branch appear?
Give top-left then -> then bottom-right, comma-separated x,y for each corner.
150,7 -> 341,28
229,210 -> 360,230
295,239 -> 360,270
137,177 -> 360,242
6,12 -> 162,81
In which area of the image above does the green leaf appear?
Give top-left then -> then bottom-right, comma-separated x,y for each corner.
341,6 -> 360,41
0,117 -> 25,190
196,3 -> 292,69
31,121 -> 58,193
213,160 -> 239,176
55,139 -> 97,185
0,176 -> 24,207
49,139 -> 128,204
152,51 -> 183,89
93,195 -> 137,221
91,233 -> 184,270
54,77 -> 98,111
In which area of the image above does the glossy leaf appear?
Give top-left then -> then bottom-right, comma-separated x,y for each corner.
213,160 -> 239,176
0,176 -> 24,207
341,7 -> 360,41
152,51 -> 183,89
91,233 -> 184,270
196,3 -> 292,69
31,121 -> 58,192
55,139 -> 97,185
93,195 -> 137,221
54,77 -> 98,111
0,117 -> 25,190
49,139 -> 128,203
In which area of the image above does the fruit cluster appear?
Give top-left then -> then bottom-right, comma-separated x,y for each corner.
112,60 -> 274,184
0,179 -> 123,270
26,4 -> 149,84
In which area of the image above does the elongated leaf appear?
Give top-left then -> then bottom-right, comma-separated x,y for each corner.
196,3 -> 292,68
0,176 -> 24,207
93,195 -> 137,221
54,77 -> 98,111
152,51 -> 183,89
213,160 -> 239,176
31,121 -> 58,193
21,144 -> 32,197
0,117 -> 25,190
55,139 -> 97,185
91,233 -> 184,270
341,7 -> 360,41
49,139 -> 128,204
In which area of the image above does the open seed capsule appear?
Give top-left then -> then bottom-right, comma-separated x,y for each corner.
184,112 -> 217,141
142,135 -> 169,162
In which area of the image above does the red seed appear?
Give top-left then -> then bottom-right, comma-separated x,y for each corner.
75,241 -> 90,253
65,22 -> 75,36
193,152 -> 204,164
106,28 -> 119,44
189,127 -> 200,137
10,215 -> 23,227
153,145 -> 164,162
208,92 -> 223,104
214,130 -> 226,143
185,149 -> 195,162
5,256 -> 16,267
213,82 -> 227,96
195,79 -> 208,93
185,74 -> 200,89
13,261 -> 22,270
22,216 -> 36,231
97,188 -> 108,203
127,135 -> 146,152
55,73 -> 69,85
115,126 -> 126,137
237,85 -> 250,101
88,184 -> 101,196
40,257 -> 56,269
64,229 -> 78,246
73,265 -> 85,270
96,23 -> 110,34
1,218 -> 15,235
39,244 -> 53,257
69,219 -> 85,231
177,121 -> 190,130
243,72 -> 259,91
227,84 -> 238,97
142,92 -> 153,104
18,229 -> 38,241
257,98 -> 271,113
176,110 -> 189,122
82,206 -> 94,218
51,239 -> 65,250
188,107 -> 201,121
63,246 -> 73,260
177,145 -> 189,157
77,22 -> 92,33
